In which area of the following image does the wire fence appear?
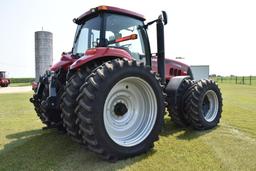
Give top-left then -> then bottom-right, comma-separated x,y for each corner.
210,76 -> 256,86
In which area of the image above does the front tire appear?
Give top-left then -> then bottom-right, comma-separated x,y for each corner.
185,79 -> 223,130
167,78 -> 196,127
76,59 -> 165,160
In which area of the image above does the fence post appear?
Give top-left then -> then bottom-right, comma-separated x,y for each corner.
236,76 -> 237,84
242,76 -> 245,84
250,76 -> 252,85
221,77 -> 223,83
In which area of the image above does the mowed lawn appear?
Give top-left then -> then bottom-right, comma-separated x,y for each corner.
0,84 -> 256,171
9,82 -> 32,87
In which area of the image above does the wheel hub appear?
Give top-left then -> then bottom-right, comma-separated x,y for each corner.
114,102 -> 128,116
103,77 -> 157,147
203,97 -> 210,116
202,90 -> 219,122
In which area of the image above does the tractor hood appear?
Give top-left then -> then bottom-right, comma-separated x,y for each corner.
152,56 -> 192,80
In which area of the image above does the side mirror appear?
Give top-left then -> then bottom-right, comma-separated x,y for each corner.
158,11 -> 168,25
145,11 -> 168,28
162,11 -> 168,25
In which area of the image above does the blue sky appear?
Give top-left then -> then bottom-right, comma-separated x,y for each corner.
1,0 -> 256,77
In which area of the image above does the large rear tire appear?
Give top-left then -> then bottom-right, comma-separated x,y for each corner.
185,79 -> 223,130
61,63 -> 100,142
76,59 -> 165,160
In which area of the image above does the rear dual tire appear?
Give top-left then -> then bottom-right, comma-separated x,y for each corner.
60,63 -> 100,142
185,79 -> 222,130
76,59 -> 165,160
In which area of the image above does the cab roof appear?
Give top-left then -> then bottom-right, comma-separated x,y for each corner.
74,5 -> 145,24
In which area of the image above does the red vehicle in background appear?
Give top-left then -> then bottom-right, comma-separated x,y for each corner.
0,71 -> 10,87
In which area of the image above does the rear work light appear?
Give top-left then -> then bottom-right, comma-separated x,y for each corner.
98,6 -> 108,11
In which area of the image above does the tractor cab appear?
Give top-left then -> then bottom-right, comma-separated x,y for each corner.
71,6 -> 173,83
72,6 -> 148,64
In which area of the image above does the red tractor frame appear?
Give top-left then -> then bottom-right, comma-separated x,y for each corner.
30,6 -> 222,161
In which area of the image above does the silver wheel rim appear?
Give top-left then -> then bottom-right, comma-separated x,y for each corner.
103,77 -> 157,147
202,90 -> 219,122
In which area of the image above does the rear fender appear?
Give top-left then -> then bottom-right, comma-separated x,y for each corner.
70,47 -> 132,70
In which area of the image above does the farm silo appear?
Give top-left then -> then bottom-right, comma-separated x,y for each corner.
35,31 -> 53,81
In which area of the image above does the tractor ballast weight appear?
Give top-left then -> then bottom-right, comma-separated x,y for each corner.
30,5 -> 222,161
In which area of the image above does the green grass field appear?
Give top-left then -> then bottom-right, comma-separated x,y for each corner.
9,82 -> 31,87
0,84 -> 256,171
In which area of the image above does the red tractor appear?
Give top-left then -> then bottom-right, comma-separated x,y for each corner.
30,6 -> 222,161
0,71 -> 10,87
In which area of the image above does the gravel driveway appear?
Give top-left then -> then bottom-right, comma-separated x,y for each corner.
0,86 -> 32,94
